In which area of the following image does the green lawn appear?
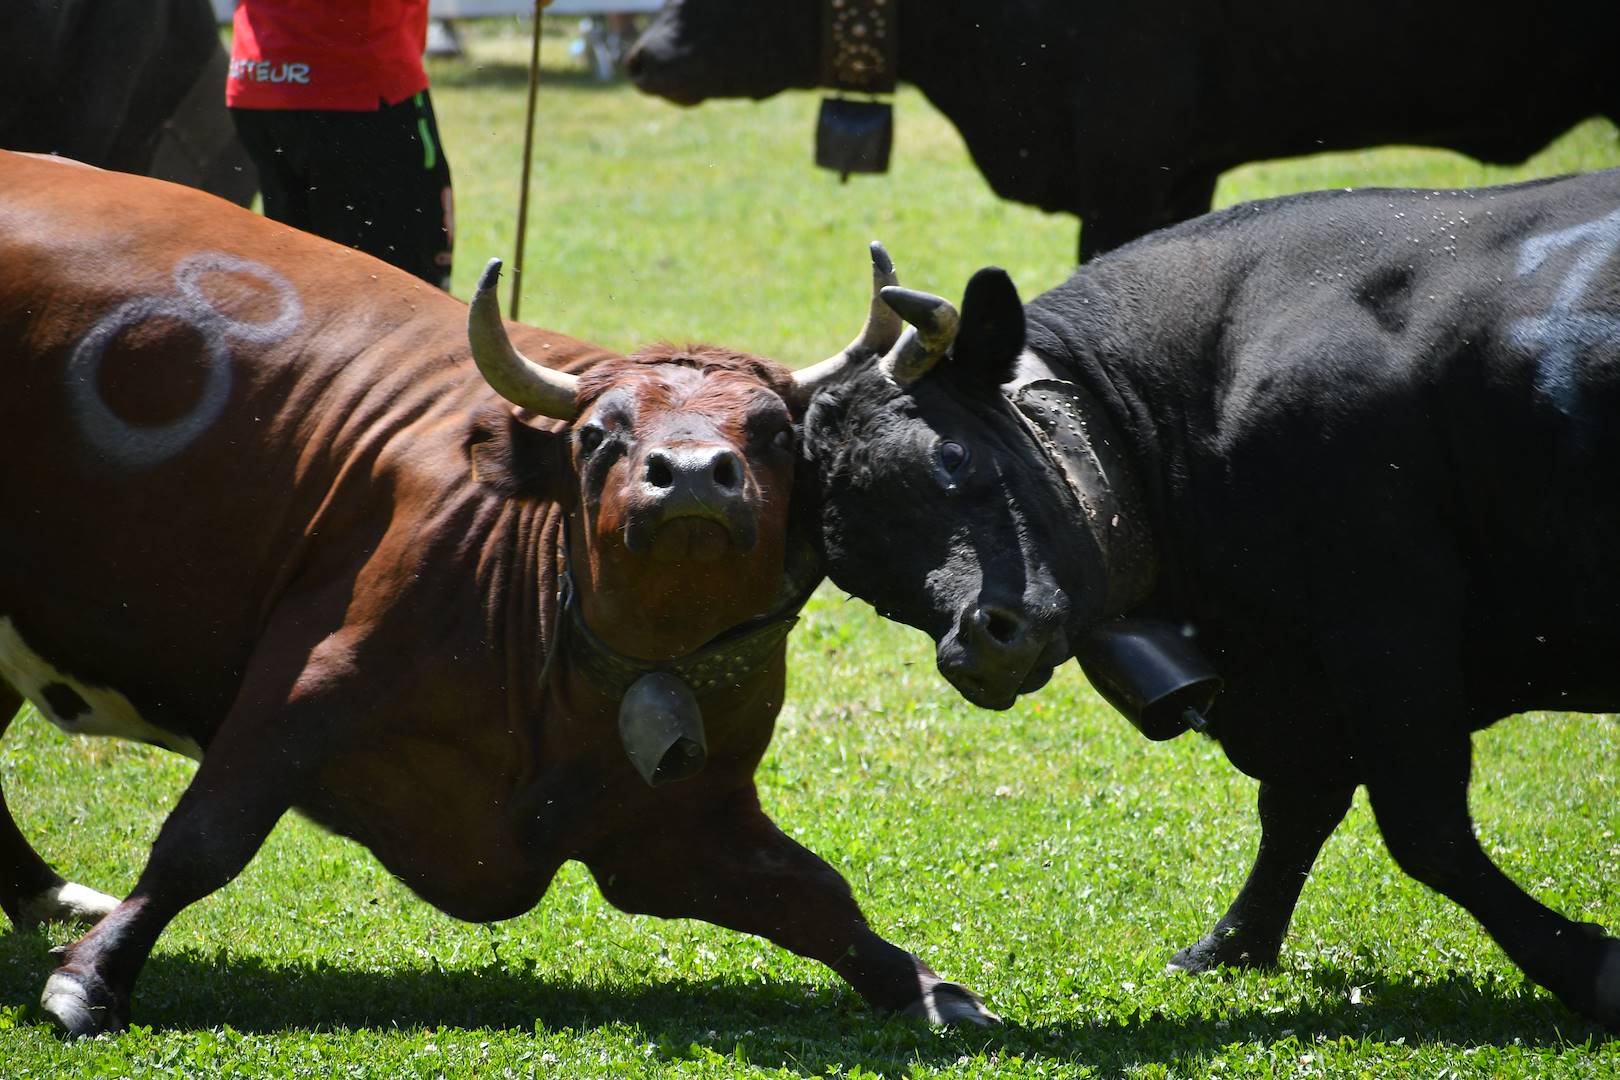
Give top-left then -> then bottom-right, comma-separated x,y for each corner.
4,19 -> 1620,1077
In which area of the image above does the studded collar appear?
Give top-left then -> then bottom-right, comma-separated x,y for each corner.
820,0 -> 899,93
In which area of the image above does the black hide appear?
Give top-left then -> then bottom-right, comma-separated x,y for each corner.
0,0 -> 256,205
629,0 -> 1620,261
800,167 -> 1620,1026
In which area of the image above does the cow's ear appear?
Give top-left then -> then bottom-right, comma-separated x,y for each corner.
467,406 -> 575,504
952,267 -> 1025,387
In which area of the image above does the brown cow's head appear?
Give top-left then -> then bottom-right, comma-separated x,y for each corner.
468,259 -> 899,662
563,346 -> 801,661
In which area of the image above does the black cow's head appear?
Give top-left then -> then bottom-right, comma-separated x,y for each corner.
626,0 -> 818,105
797,248 -> 1100,709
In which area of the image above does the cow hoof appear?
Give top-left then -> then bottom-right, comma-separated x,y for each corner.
1166,931 -> 1277,974
15,881 -> 120,932
40,970 -> 124,1037
902,980 -> 1001,1027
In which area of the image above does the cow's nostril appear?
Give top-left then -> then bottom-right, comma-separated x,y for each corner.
978,612 -> 1017,647
981,607 -> 1026,647
712,452 -> 741,491
646,453 -> 675,489
624,45 -> 644,79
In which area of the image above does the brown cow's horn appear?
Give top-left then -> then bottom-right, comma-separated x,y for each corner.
790,241 -> 903,403
878,285 -> 959,386
467,258 -> 579,420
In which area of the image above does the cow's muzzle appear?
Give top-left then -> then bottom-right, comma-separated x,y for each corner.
623,24 -> 706,106
623,444 -> 759,561
935,594 -> 1069,710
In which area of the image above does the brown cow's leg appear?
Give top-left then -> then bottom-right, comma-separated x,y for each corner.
38,617 -> 352,1036
585,785 -> 996,1026
38,727 -> 299,1035
0,681 -> 119,931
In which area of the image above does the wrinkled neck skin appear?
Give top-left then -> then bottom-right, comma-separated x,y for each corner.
565,503 -> 790,662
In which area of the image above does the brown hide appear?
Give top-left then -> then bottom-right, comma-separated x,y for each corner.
0,151 -> 986,1034
0,151 -> 584,905
0,147 -> 801,900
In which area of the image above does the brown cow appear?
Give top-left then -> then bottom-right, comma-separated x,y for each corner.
0,151 -> 992,1034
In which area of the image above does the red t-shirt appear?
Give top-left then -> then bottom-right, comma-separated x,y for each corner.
227,0 -> 430,111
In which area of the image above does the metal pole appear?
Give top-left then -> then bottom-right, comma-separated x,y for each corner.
511,0 -> 546,321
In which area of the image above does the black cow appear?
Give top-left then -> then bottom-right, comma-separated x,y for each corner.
627,0 -> 1620,261
792,168 -> 1620,1025
1,0 -> 256,205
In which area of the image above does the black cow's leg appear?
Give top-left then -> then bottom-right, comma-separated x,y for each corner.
585,785 -> 997,1025
1164,170 -> 1220,230
1077,169 -> 1219,262
0,681 -> 119,931
1366,736 -> 1620,1027
1168,779 -> 1355,973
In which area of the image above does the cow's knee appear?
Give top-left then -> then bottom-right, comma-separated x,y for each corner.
1366,747 -> 1479,892
1375,808 -> 1475,893
589,862 -> 684,919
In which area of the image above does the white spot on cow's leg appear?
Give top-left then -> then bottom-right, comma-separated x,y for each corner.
15,881 -> 120,931
0,617 -> 203,760
901,979 -> 1000,1027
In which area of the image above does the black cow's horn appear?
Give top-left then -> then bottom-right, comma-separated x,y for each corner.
878,286 -> 959,386
467,258 -> 580,421
790,241 -> 903,403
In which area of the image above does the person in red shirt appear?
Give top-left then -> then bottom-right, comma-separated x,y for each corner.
227,0 -> 454,289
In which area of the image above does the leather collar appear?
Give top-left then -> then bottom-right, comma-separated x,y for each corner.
821,0 -> 899,93
1004,359 -> 1157,616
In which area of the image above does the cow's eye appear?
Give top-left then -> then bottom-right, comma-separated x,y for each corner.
772,426 -> 795,452
938,440 -> 969,474
576,426 -> 605,454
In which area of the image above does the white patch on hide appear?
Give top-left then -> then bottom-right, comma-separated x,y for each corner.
1009,348 -> 1046,387
0,616 -> 203,760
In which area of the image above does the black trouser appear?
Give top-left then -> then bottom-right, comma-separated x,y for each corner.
231,92 -> 453,289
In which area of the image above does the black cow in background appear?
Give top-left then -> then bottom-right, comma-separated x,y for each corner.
2,0 -> 256,206
628,0 -> 1620,261
790,167 -> 1620,1026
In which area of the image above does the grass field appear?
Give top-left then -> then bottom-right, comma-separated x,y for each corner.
5,18 -> 1620,1078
